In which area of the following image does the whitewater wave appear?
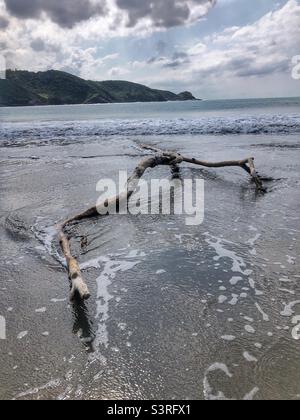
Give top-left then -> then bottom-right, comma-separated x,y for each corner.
1,114 -> 300,147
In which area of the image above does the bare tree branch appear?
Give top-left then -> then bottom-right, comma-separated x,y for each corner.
56,144 -> 264,301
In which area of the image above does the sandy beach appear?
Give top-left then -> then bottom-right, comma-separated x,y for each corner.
0,99 -> 300,399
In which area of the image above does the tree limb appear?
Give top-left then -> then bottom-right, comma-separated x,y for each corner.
56,144 -> 264,301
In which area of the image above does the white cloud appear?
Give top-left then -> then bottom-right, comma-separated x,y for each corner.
1,0 -> 215,31
126,0 -> 300,97
0,0 -> 214,71
0,0 -> 299,99
188,0 -> 299,77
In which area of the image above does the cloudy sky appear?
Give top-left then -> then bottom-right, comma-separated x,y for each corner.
0,0 -> 300,98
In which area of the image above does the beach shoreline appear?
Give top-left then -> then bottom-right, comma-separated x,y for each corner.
1,100 -> 300,400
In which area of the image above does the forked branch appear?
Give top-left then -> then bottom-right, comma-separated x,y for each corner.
56,144 -> 264,301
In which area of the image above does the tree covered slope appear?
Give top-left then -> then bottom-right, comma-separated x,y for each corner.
0,70 -> 197,106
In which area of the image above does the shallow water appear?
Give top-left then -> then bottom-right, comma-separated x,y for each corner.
0,99 -> 300,400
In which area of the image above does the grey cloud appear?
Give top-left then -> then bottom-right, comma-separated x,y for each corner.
4,0 -> 105,28
4,0 -> 215,29
162,51 -> 190,68
235,60 -> 289,78
115,0 -> 215,28
219,56 -> 289,78
224,57 -> 253,73
163,59 -> 189,69
146,41 -> 170,64
30,38 -> 62,53
0,16 -> 9,28
147,56 -> 165,64
147,50 -> 190,68
172,52 -> 189,60
30,38 -> 46,52
191,55 -> 290,80
163,60 -> 183,69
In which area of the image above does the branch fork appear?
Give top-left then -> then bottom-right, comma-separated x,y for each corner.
56,144 -> 264,301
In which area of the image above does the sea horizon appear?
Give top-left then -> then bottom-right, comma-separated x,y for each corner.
1,95 -> 300,109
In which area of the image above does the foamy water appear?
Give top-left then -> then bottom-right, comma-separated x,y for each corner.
1,98 -> 300,400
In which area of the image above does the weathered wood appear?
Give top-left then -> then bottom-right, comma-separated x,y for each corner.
58,229 -> 90,301
56,144 -> 264,300
247,158 -> 264,190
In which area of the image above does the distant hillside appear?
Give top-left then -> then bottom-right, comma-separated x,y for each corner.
0,70 -> 197,107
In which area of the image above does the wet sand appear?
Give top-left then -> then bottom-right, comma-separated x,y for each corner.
0,103 -> 300,400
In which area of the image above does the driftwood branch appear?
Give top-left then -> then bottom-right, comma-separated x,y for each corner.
141,144 -> 263,188
56,144 -> 264,301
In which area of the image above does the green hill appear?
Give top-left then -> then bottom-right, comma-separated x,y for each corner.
0,70 -> 197,107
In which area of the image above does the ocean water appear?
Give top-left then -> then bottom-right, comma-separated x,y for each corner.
0,98 -> 300,400
1,98 -> 300,144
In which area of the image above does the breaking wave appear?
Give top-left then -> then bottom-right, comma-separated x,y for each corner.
1,114 -> 300,147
